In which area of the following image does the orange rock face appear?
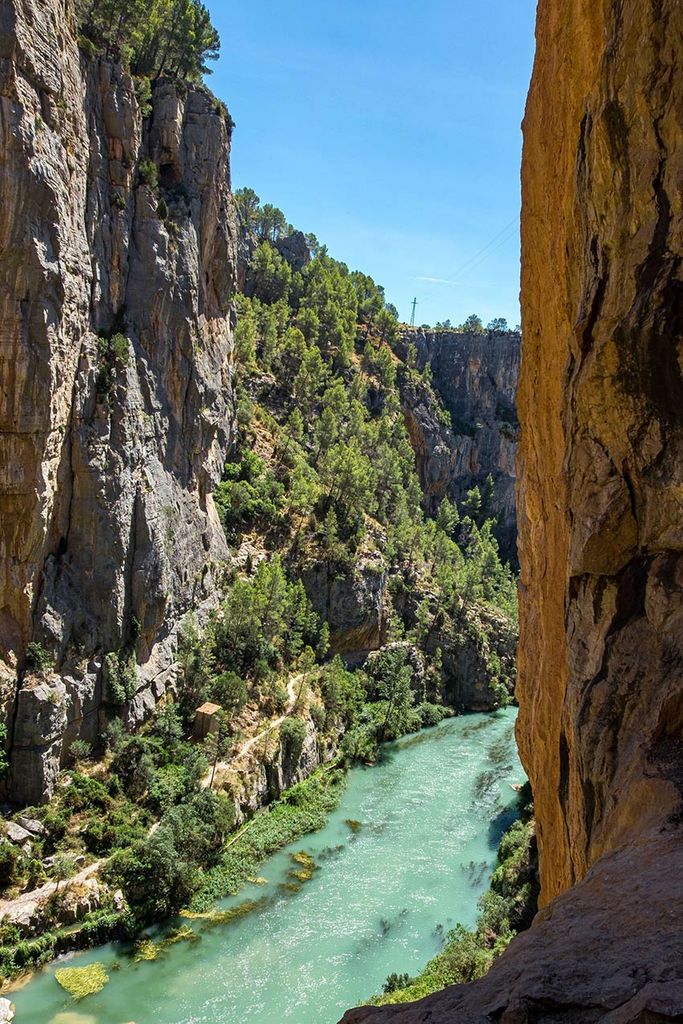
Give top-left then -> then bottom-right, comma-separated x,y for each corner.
341,0 -> 683,1020
517,0 -> 683,905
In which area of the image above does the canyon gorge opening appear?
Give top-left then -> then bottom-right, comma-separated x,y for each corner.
0,1 -> 682,1023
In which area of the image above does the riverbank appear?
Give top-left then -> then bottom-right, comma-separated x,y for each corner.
368,781 -> 537,1006
10,710 -> 525,1024
0,763 -> 345,989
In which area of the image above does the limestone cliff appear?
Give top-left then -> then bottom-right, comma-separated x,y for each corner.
342,1 -> 683,1021
0,0 -> 237,803
397,328 -> 520,562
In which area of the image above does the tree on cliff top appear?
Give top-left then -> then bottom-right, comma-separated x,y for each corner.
78,0 -> 220,83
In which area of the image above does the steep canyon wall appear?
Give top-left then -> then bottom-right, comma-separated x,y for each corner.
0,0 -> 237,803
398,328 -> 520,563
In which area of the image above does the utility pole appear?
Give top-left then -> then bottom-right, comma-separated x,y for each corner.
410,297 -> 418,327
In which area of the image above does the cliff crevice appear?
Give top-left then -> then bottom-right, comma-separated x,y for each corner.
0,0 -> 237,804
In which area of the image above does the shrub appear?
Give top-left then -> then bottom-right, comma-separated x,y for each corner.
213,453 -> 285,540
103,651 -> 138,705
77,33 -> 98,60
280,716 -> 307,763
109,333 -> 129,363
418,702 -> 448,728
310,704 -> 325,731
383,972 -> 414,994
82,808 -> 147,856
0,842 -> 21,891
134,76 -> 152,118
209,671 -> 247,713
25,641 -> 53,671
95,334 -> 130,397
62,772 -> 111,812
139,159 -> 159,189
69,738 -> 93,763
101,717 -> 127,753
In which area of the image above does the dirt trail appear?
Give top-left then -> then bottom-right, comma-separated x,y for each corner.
0,674 -> 307,922
0,860 -> 102,926
200,672 -> 304,788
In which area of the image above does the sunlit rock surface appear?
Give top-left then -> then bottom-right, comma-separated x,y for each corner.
0,0 -> 237,802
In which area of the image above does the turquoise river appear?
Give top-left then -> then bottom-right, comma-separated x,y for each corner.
11,708 -> 523,1024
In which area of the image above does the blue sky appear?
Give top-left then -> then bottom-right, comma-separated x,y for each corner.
206,1 -> 537,327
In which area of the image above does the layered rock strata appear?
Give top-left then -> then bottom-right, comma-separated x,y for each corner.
0,0 -> 237,803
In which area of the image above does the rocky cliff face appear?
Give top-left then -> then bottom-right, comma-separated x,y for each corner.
397,329 -> 519,562
0,0 -> 237,803
342,1 -> 683,1021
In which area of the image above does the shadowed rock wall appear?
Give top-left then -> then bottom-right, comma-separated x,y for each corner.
397,329 -> 520,563
0,0 -> 237,802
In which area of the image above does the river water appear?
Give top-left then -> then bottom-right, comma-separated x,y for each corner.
12,707 -> 523,1024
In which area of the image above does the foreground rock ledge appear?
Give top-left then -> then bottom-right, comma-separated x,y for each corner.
340,832 -> 683,1023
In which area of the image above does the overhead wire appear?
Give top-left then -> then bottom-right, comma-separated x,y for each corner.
418,216 -> 519,304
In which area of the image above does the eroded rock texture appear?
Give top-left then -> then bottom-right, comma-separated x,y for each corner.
397,329 -> 520,562
517,0 -> 683,907
342,1 -> 683,1021
0,0 -> 237,802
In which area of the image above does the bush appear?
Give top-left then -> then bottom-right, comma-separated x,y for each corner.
104,651 -> 138,705
309,704 -> 325,732
383,972 -> 414,994
134,76 -> 152,117
77,33 -> 98,60
214,453 -> 285,540
101,717 -> 127,753
418,702 -> 448,728
0,842 -> 21,891
69,738 -> 93,763
139,159 -> 159,189
280,716 -> 307,763
62,773 -> 111,812
25,642 -> 53,671
95,334 -> 130,397
109,333 -> 129,363
82,808 -> 147,856
209,671 -> 247,712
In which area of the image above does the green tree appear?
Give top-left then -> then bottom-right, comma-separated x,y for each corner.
79,0 -> 221,83
280,716 -> 307,763
210,671 -> 247,713
487,317 -> 509,333
436,497 -> 459,536
203,710 -> 232,789
462,485 -> 482,522
249,242 -> 292,305
153,702 -> 184,746
461,313 -> 484,334
234,187 -> 261,230
256,203 -> 289,242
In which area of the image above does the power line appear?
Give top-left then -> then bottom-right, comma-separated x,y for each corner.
409,297 -> 418,326
419,217 -> 518,302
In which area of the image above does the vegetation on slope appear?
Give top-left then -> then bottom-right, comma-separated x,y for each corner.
0,184 -> 520,981
76,0 -> 220,83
